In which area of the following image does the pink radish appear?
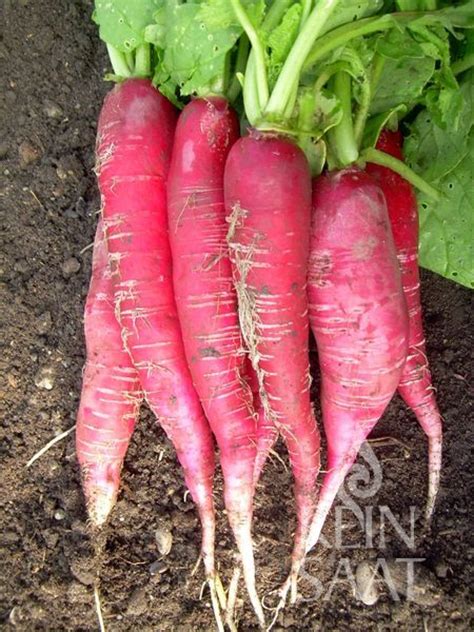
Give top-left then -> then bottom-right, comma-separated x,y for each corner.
366,129 -> 442,519
166,97 -> 263,623
95,78 -> 222,623
306,167 -> 409,552
225,132 -> 320,602
76,220 -> 142,526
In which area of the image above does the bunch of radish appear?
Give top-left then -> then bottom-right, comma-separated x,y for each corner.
73,0 -> 473,627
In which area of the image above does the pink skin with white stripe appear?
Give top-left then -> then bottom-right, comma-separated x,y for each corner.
243,357 -> 274,486
76,221 -> 142,527
166,97 -> 263,623
306,167 -> 409,553
366,129 -> 442,520
95,80 -> 219,601
225,133 -> 320,603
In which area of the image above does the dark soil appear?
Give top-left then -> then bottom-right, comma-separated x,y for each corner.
1,1 -> 473,631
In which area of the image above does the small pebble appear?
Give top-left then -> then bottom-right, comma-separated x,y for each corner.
62,257 -> 81,277
7,373 -> 18,389
356,561 -> 379,605
68,559 -> 95,586
34,366 -> 55,390
0,142 -> 8,159
64,207 -> 78,220
149,560 -> 168,576
43,100 -> 63,119
54,509 -> 66,521
14,259 -> 28,274
35,311 -> 52,335
42,529 -> 59,548
126,587 -> 148,616
434,560 -> 450,579
56,166 -> 68,180
67,581 -> 90,604
383,559 -> 441,606
155,524 -> 173,556
9,607 -> 22,627
19,140 -> 41,167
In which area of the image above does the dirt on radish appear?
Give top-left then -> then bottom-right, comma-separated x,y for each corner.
0,2 -> 473,631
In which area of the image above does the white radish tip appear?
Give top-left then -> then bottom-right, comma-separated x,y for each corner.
87,489 -> 117,527
81,461 -> 122,527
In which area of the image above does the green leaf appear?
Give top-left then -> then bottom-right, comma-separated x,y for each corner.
376,28 -> 429,60
94,0 -> 161,52
305,139 -> 327,177
363,104 -> 408,148
197,0 -> 265,30
439,0 -> 474,29
268,4 -> 301,65
396,1 -> 428,9
404,71 -> 474,181
160,3 -> 241,96
313,88 -> 343,136
403,71 -> 474,288
418,130 -> 474,289
370,55 -> 435,114
424,82 -> 464,129
267,3 -> 302,89
405,23 -> 464,128
144,7 -> 166,49
322,0 -> 384,34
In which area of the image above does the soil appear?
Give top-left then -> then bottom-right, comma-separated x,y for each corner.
0,1 -> 473,631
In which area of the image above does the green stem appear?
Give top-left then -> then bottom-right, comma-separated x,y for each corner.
314,64 -> 344,93
354,53 -> 385,148
228,35 -> 250,103
353,78 -> 371,149
207,74 -> 226,96
304,14 -> 399,71
242,0 -> 293,123
300,0 -> 312,29
125,51 -> 135,73
423,0 -> 437,9
283,80 -> 298,119
106,44 -> 132,78
134,44 -> 150,78
297,90 -> 315,145
224,52 -> 231,94
297,88 -> 327,176
243,53 -> 262,125
264,0 -> 293,30
265,0 -> 340,119
304,6 -> 473,71
362,148 -> 441,200
330,71 -> 358,166
230,0 -> 269,110
370,52 -> 386,94
452,53 -> 474,76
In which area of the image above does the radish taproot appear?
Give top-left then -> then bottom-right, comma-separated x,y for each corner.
225,133 -> 320,601
166,97 -> 263,624
366,129 -> 443,520
95,78 -> 222,622
220,0 -> 343,608
306,167 -> 409,552
76,220 -> 142,527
